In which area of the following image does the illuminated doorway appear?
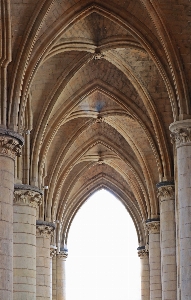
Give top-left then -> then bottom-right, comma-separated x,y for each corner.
66,189 -> 141,300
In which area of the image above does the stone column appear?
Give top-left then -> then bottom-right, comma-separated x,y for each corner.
52,252 -> 57,300
36,221 -> 55,300
56,250 -> 68,300
170,119 -> 191,299
146,220 -> 161,300
0,130 -> 23,300
13,185 -> 42,300
137,246 -> 150,300
157,181 -> 177,300
50,245 -> 57,300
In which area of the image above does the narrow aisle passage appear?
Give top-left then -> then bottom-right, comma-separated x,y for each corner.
66,189 -> 141,300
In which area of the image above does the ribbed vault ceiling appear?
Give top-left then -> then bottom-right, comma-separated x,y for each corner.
6,0 -> 191,247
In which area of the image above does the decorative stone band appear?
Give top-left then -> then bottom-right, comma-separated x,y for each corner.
36,220 -> 55,238
14,184 -> 43,208
146,219 -> 160,234
0,129 -> 24,159
50,245 -> 57,258
156,181 -> 175,201
57,249 -> 68,259
137,246 -> 149,258
170,119 -> 191,148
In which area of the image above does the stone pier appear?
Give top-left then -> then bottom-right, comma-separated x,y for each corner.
36,221 -> 55,300
146,220 -> 161,300
52,254 -> 57,300
0,130 -> 23,300
50,245 -> 57,300
13,185 -> 42,300
157,181 -> 177,300
170,120 -> 191,299
56,250 -> 68,300
137,246 -> 150,300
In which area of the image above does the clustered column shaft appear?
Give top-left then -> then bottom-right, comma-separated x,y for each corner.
50,246 -> 57,300
36,221 -> 55,300
137,246 -> 150,300
13,185 -> 42,300
170,120 -> 191,299
52,254 -> 57,300
146,220 -> 161,300
157,182 -> 177,300
0,131 -> 23,300
56,251 -> 68,300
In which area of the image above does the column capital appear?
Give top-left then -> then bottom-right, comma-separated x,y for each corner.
14,184 -> 43,208
146,219 -> 160,234
137,246 -> 149,258
36,221 -> 55,238
156,181 -> 175,201
57,249 -> 68,260
50,245 -> 57,258
0,129 -> 24,159
170,119 -> 191,148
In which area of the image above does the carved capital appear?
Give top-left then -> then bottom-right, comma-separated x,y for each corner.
137,246 -> 149,258
36,221 -> 55,238
156,182 -> 175,201
0,136 -> 22,159
146,220 -> 160,234
170,120 -> 191,148
50,245 -> 57,258
36,225 -> 54,238
14,188 -> 42,208
57,250 -> 68,259
138,249 -> 149,258
0,129 -> 24,159
170,128 -> 191,147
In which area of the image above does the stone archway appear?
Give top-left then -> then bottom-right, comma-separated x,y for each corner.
0,1 -> 191,299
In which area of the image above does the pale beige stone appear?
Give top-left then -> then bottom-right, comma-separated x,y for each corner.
170,120 -> 191,299
1,2 -> 191,300
50,245 -> 57,300
157,182 -> 177,300
0,132 -> 23,300
56,251 -> 68,300
13,185 -> 42,300
138,247 -> 150,300
146,220 -> 162,300
52,255 -> 57,300
36,222 -> 55,300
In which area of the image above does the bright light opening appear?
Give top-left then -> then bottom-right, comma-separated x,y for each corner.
66,189 -> 141,300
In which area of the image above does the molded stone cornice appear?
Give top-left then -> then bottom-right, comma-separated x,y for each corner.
0,129 -> 24,159
156,181 -> 175,201
170,119 -> 191,148
146,219 -> 160,234
36,221 -> 55,238
137,246 -> 149,258
14,184 -> 43,208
